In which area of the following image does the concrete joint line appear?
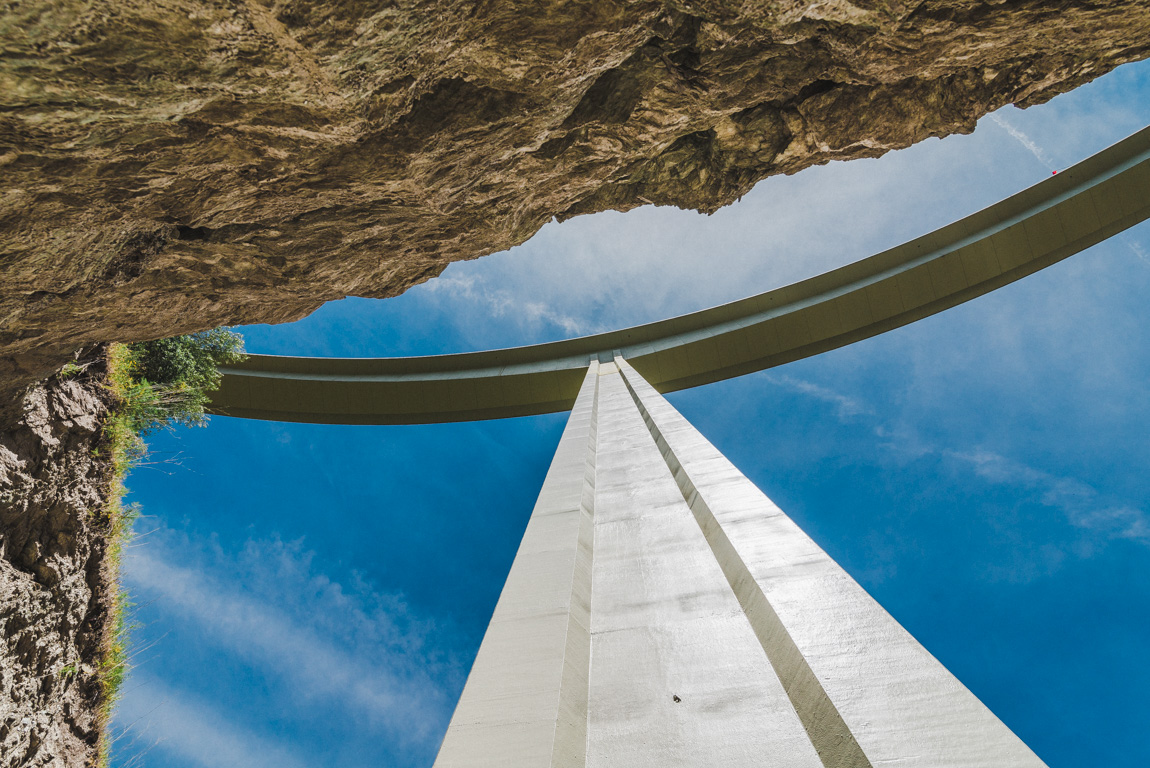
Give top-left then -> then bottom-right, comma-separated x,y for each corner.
549,363 -> 598,767
615,359 -> 873,768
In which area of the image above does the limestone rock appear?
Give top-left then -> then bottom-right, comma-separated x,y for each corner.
2,0 -> 1150,400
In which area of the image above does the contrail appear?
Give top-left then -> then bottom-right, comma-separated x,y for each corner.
990,112 -> 1057,171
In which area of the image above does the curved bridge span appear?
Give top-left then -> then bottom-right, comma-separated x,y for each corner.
209,126 -> 1150,425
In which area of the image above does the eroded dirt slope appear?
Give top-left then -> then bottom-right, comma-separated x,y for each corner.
0,353 -> 113,768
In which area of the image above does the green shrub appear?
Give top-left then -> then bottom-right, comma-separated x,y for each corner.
129,327 -> 245,390
124,327 -> 245,433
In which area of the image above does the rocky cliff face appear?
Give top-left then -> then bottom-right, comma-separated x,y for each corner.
0,353 -> 113,768
3,0 -> 1150,399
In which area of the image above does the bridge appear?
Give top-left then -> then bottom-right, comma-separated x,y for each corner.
209,127 -> 1150,767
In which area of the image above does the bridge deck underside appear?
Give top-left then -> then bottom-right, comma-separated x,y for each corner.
209,126 -> 1150,425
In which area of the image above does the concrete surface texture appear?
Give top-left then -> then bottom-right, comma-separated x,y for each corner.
433,360 -> 1047,767
208,123 -> 1150,425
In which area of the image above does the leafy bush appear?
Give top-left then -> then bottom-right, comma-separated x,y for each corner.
123,327 -> 246,433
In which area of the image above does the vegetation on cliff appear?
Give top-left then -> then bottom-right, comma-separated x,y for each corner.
95,329 -> 245,764
122,328 -> 247,433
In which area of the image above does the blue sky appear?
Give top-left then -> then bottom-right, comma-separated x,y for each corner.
111,60 -> 1150,767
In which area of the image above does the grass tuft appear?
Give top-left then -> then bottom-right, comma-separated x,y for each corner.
95,343 -> 145,768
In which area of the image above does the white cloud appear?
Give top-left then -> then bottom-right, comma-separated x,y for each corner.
764,372 -> 872,420
111,675 -> 311,768
949,449 -> 1150,543
117,530 -> 461,763
1128,236 -> 1150,266
770,374 -> 1150,547
989,111 -> 1057,171
423,271 -> 599,337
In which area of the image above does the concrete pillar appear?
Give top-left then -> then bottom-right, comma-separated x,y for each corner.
434,363 -> 599,767
433,360 -> 1047,768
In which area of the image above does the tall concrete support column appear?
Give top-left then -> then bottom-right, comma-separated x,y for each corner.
434,363 -> 599,767
434,361 -> 1048,767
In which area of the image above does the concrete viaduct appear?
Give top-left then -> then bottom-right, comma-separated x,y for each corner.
208,127 -> 1150,767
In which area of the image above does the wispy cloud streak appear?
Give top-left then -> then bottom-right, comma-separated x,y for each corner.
765,373 -> 873,420
948,449 -> 1150,542
424,272 -> 600,337
766,374 -> 1149,546
112,675 -> 311,768
1127,236 -> 1150,266
121,534 -> 459,752
989,112 -> 1057,170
